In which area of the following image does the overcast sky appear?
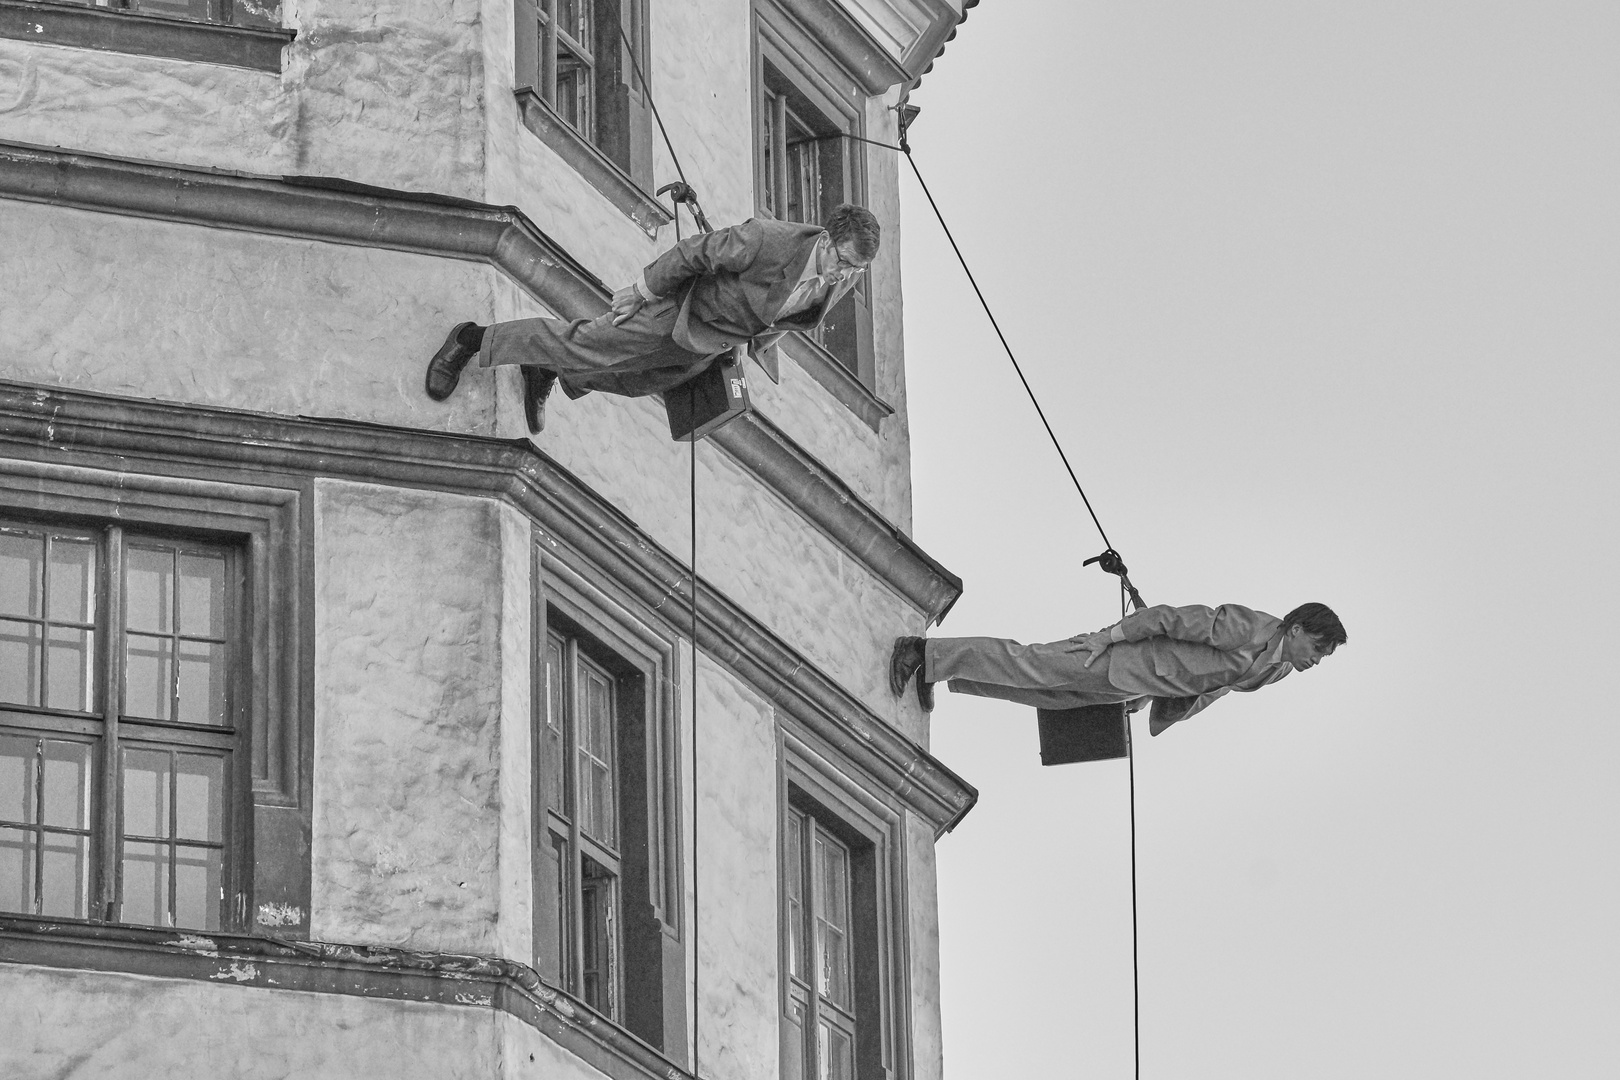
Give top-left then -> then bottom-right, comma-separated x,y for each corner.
899,4 -> 1619,1077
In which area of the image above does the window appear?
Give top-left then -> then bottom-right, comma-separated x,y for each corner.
533,577 -> 684,1054
513,0 -> 665,231
783,805 -> 860,1080
0,0 -> 295,72
0,520 -> 244,931
38,0 -> 283,30
754,4 -> 876,390
779,736 -> 911,1080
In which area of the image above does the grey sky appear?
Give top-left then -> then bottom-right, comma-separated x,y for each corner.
900,3 -> 1618,1077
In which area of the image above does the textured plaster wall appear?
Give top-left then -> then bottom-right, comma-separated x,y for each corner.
0,200 -> 502,432
312,481 -> 520,954
0,966 -> 505,1080
683,652 -> 782,1080
0,0 -> 488,196
905,812 -> 945,1080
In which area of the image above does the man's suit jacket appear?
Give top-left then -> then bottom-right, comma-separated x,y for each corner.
1101,604 -> 1291,735
642,218 -> 859,361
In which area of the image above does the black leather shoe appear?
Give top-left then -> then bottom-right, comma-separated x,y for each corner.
522,367 -> 558,434
890,636 -> 932,710
425,322 -> 482,401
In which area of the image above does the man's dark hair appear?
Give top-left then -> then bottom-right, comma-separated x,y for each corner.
825,204 -> 881,260
1282,603 -> 1347,647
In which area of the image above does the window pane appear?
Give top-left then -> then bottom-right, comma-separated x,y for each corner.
545,637 -> 566,818
581,858 -> 617,1017
40,831 -> 88,919
125,546 -> 174,635
782,995 -> 809,1080
785,809 -> 805,982
578,665 -> 614,844
41,740 -> 91,829
553,831 -> 573,987
45,626 -> 94,713
0,529 -> 43,619
0,619 -> 42,708
123,748 -> 171,839
174,753 -> 224,843
177,639 -> 227,726
129,0 -> 214,24
177,552 -> 225,638
817,1021 -> 854,1080
0,735 -> 35,824
125,633 -> 174,721
47,538 -> 96,625
814,832 -> 852,1007
173,844 -> 221,931
0,826 -> 32,913
121,839 -> 167,926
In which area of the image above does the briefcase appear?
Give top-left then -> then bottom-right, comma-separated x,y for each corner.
663,347 -> 750,442
1036,703 -> 1130,765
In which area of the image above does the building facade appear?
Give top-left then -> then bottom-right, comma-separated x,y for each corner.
0,0 -> 977,1077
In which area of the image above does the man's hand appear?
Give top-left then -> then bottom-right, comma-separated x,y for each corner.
1064,630 -> 1112,668
610,284 -> 646,326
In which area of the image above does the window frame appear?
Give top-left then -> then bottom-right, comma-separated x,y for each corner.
779,731 -> 912,1080
513,0 -> 671,236
0,458 -> 309,936
752,0 -> 880,399
533,552 -> 686,1057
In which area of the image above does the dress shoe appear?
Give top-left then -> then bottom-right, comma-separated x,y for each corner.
889,636 -> 933,711
425,322 -> 483,401
522,367 -> 558,434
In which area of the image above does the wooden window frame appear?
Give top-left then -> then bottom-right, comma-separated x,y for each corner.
779,731 -> 912,1080
513,0 -> 669,235
534,553 -> 686,1058
753,0 -> 879,397
0,459 -> 308,936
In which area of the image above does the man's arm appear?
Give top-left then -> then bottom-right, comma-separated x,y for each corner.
611,221 -> 768,325
1066,603 -> 1269,667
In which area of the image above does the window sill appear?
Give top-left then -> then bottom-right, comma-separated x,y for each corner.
777,332 -> 894,432
514,88 -> 673,239
0,0 -> 294,71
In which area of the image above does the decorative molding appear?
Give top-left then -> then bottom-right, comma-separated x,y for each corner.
514,90 -> 672,238
0,0 -> 295,72
771,0 -> 909,94
0,140 -> 962,627
0,916 -> 689,1080
0,382 -> 977,836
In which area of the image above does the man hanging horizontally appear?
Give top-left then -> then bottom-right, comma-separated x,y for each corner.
423,204 -> 881,431
889,602 -> 1347,735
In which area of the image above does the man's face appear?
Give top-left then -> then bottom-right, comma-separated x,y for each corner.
823,237 -> 873,281
1281,625 -> 1336,671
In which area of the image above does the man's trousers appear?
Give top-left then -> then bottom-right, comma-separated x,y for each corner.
476,296 -> 716,399
925,636 -> 1137,710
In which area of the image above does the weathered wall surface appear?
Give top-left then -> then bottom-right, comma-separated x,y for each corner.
312,480 -> 511,954
0,200 -> 501,434
0,0 -> 487,196
0,966 -> 504,1080
905,812 -> 945,1080
686,653 -> 782,1080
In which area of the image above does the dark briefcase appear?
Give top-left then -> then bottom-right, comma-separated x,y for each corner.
663,347 -> 751,442
1036,703 -> 1130,765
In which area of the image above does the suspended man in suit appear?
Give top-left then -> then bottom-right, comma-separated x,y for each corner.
424,204 -> 881,431
890,602 -> 1347,735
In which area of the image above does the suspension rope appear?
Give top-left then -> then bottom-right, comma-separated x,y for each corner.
689,380 -> 701,1079
619,23 -> 689,189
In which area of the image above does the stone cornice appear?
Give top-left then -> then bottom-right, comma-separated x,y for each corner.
0,382 -> 977,836
0,915 -> 687,1080
0,139 -> 962,627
